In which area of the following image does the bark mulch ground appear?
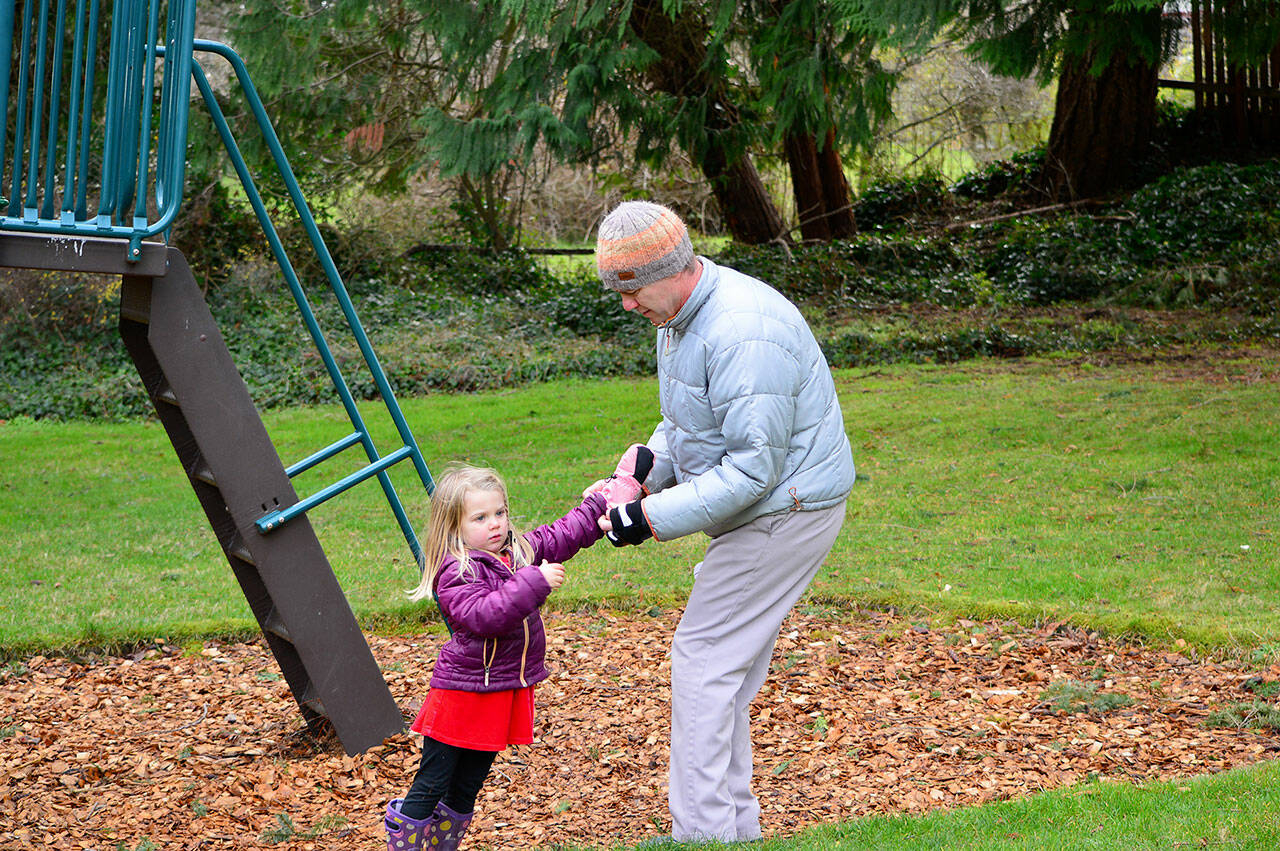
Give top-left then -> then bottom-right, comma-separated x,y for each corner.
3,609 -> 1278,850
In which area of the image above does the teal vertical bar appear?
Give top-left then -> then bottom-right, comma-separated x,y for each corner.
154,2 -> 178,216
153,0 -> 194,223
75,0 -> 101,218
9,0 -> 36,216
98,0 -> 133,219
62,0 -> 90,218
127,1 -> 194,253
0,0 -> 16,193
41,0 -> 70,220
114,0 -> 145,221
131,0 -> 160,225
25,0 -> 52,214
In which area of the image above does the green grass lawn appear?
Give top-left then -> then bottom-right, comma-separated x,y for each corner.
649,760 -> 1280,850
2,353 -> 1278,849
821,356 -> 1279,650
2,354 -> 1276,656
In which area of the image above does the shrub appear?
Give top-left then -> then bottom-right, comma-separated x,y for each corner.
976,218 -> 1136,304
950,147 -> 1046,200
713,237 -> 969,304
1121,161 -> 1280,263
401,246 -> 547,295
822,324 -> 1045,368
0,268 -> 118,339
169,175 -> 267,291
851,173 -> 950,231
6,155 -> 1280,421
541,272 -> 637,336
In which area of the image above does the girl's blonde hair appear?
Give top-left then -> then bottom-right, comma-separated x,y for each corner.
407,464 -> 534,602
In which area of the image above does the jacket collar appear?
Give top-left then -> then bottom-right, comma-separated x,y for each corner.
444,548 -> 514,574
469,548 -> 513,568
661,257 -> 715,332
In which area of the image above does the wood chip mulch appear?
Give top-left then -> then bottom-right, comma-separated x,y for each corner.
3,609 -> 1278,849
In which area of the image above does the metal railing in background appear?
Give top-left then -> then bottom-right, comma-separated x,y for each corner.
0,0 -> 195,259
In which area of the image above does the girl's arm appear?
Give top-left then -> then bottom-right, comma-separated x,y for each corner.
436,561 -> 551,638
524,492 -> 607,565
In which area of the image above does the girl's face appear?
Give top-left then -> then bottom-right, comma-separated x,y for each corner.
460,487 -> 510,555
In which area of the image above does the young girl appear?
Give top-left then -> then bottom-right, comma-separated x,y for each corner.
384,459 -> 643,851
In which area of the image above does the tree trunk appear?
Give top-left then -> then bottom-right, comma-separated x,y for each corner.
785,131 -> 833,242
817,127 -> 857,238
628,0 -> 787,244
785,128 -> 857,242
1038,9 -> 1161,201
700,141 -> 790,245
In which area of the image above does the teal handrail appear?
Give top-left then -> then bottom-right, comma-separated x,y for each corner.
183,40 -> 434,560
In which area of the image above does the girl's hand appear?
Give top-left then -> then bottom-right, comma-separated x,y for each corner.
538,560 -> 566,590
582,479 -> 609,499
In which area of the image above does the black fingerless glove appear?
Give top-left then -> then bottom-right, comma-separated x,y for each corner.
606,499 -> 652,547
629,444 -> 655,485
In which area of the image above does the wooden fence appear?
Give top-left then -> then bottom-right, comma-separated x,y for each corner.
1159,0 -> 1280,142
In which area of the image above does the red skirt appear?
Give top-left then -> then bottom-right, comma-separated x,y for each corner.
410,685 -> 535,751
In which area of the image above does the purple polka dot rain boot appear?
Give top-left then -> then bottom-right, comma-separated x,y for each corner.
425,802 -> 473,850
385,798 -> 431,851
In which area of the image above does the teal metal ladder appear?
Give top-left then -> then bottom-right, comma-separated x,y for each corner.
2,0 -> 434,754
181,37 -> 437,544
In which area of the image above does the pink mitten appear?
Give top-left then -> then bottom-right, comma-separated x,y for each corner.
599,444 -> 655,507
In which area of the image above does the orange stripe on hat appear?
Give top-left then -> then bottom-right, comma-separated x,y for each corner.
596,201 -> 695,291
597,214 -> 685,270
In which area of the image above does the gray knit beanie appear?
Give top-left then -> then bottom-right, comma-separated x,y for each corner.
596,201 -> 695,291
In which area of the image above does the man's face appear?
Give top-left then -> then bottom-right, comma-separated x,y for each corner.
616,271 -> 691,326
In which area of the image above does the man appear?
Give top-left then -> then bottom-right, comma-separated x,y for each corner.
590,200 -> 856,843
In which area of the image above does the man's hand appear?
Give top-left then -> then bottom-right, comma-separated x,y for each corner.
538,561 -> 566,589
604,500 -> 652,547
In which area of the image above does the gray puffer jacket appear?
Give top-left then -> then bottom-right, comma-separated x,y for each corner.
640,258 -> 855,540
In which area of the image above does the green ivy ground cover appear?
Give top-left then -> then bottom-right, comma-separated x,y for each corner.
4,159 -> 1280,421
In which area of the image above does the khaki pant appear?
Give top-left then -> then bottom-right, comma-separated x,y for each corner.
669,502 -> 846,842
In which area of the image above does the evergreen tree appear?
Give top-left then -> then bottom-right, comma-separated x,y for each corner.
229,0 -> 581,249
622,0 -> 787,243
229,0 -> 897,246
964,0 -> 1180,200
748,0 -> 894,240
624,0 -> 895,242
843,0 -> 1177,199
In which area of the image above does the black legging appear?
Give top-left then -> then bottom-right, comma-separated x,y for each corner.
400,736 -> 497,820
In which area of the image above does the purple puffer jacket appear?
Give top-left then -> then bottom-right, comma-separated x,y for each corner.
429,493 -> 606,692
